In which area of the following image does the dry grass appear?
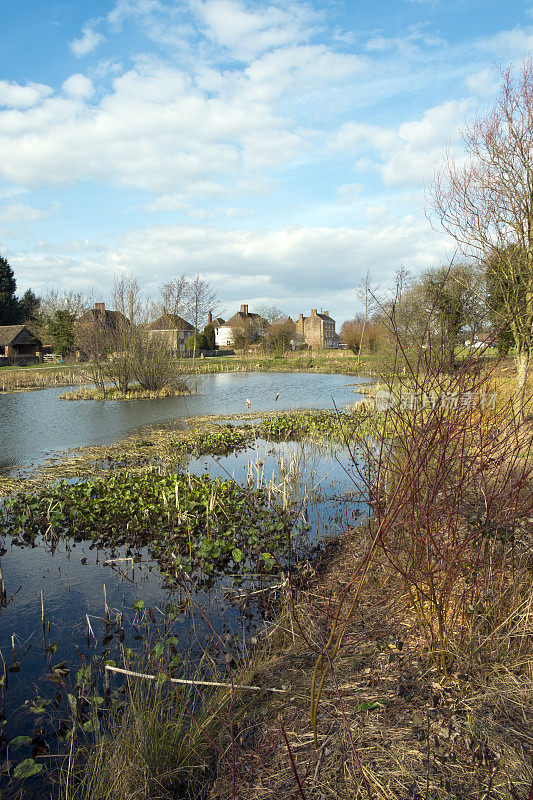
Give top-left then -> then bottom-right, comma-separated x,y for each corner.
208,520 -> 533,800
59,384 -> 191,401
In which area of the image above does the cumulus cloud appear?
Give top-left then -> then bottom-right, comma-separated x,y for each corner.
13,219 -> 449,319
0,51 -> 350,192
69,22 -> 104,57
331,99 -> 471,188
191,0 -> 319,59
0,81 -> 52,109
62,74 -> 95,99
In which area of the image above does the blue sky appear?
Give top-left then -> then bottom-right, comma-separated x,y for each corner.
1,0 -> 532,322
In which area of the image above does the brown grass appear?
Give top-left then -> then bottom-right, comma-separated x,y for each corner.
208,519 -> 533,799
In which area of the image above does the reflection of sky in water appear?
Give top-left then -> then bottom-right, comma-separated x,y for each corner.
0,536 -> 256,747
188,438 -> 366,543
0,372 -> 373,474
0,377 -> 370,792
0,440 -> 366,751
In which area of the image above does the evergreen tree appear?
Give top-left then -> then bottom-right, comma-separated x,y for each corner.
0,255 -> 20,324
48,309 -> 76,357
203,323 -> 216,350
19,288 -> 41,322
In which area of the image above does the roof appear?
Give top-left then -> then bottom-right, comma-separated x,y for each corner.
148,313 -> 194,331
209,317 -> 225,327
224,310 -> 261,327
76,308 -> 129,329
0,324 -> 41,347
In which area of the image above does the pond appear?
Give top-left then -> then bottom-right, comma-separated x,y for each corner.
0,437 -> 367,796
0,372 -> 372,474
0,373 -> 370,796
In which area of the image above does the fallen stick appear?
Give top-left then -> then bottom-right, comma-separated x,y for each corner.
105,664 -> 289,694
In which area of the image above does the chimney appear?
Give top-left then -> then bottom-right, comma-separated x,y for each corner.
94,302 -> 105,313
324,310 -> 329,316
298,313 -> 304,321
240,304 -> 248,315
311,308 -> 317,315
208,310 -> 213,324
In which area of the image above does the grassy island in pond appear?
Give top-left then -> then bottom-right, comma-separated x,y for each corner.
59,383 -> 191,400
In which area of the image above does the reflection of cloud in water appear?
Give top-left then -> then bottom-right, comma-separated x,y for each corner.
189,438 -> 366,543
0,373 -> 374,474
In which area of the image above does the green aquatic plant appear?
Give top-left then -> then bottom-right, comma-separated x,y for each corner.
174,423 -> 252,456
2,471 -> 292,583
257,409 -> 373,442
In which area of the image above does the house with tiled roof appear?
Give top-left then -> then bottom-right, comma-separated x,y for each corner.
294,309 -> 338,349
147,310 -> 194,352
0,325 -> 42,364
214,304 -> 264,348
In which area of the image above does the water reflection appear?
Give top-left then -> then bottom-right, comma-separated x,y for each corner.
0,372 -> 372,475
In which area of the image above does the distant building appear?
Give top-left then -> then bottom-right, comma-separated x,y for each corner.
75,302 -> 130,358
0,325 -> 42,364
214,304 -> 263,348
294,309 -> 338,349
147,310 -> 194,352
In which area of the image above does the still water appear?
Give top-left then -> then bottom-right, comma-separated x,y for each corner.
0,373 -> 369,794
0,372 -> 372,474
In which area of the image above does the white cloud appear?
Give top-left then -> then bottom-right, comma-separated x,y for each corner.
0,81 -> 52,109
242,45 -> 365,102
62,74 -> 95,99
108,0 -> 165,29
0,59 -> 321,192
14,219 -> 450,320
191,0 -> 319,59
0,203 -> 47,225
69,22 -> 104,57
331,99 -> 471,188
466,67 -> 499,97
478,26 -> 533,58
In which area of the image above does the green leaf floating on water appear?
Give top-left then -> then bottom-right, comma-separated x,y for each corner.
14,759 -> 43,779
151,642 -> 164,659
1,462 -> 296,583
9,736 -> 32,750
132,599 -> 144,612
75,665 -> 91,688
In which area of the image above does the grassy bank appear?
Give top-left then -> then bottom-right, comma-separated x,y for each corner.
0,363 -> 91,393
176,349 -> 379,376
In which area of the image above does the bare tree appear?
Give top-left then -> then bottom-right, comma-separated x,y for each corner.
187,274 -> 218,359
101,274 -> 143,394
355,270 -> 374,360
159,275 -> 190,318
430,59 -> 533,413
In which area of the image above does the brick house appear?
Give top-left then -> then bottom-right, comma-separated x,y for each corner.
75,302 -> 130,358
147,310 -> 194,352
0,325 -> 42,364
294,309 -> 338,349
